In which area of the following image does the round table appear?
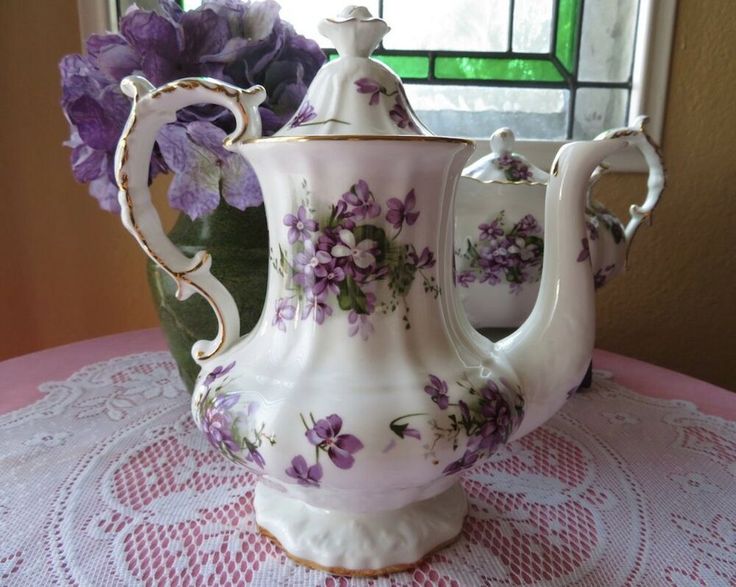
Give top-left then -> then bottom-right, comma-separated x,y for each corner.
1,329 -> 734,586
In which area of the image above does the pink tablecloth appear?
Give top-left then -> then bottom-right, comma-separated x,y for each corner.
1,329 -> 734,586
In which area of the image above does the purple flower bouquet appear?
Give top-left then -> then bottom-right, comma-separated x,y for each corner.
59,0 -> 325,218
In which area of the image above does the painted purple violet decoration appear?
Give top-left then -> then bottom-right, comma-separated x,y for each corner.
348,290 -> 377,340
302,292 -> 333,324
354,77 -> 397,106
457,207 -> 622,293
305,414 -> 364,470
494,152 -> 533,182
341,180 -> 381,220
289,101 -> 317,128
588,202 -> 625,244
354,78 -> 417,131
456,211 -> 543,293
286,100 -> 349,130
285,412 -> 364,488
197,362 -> 276,469
273,180 -> 439,338
389,374 -> 524,475
286,455 -> 323,487
331,230 -> 377,269
594,264 -> 617,289
201,393 -> 240,453
272,298 -> 296,331
284,205 -> 318,244
456,271 -> 476,287
424,375 -> 450,409
203,360 -> 235,387
389,100 -> 417,131
386,189 -> 419,231
577,237 -> 591,262
442,449 -> 481,476
479,218 -> 504,241
313,262 -> 346,296
294,240 -> 332,285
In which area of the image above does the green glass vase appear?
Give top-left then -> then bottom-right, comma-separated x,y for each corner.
147,203 -> 269,392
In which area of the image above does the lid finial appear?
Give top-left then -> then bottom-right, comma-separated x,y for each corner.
318,6 -> 390,58
274,6 -> 429,137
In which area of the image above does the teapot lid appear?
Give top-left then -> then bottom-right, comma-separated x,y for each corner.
462,128 -> 548,185
273,6 -> 430,138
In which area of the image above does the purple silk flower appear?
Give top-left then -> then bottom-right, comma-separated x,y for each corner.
59,0 -> 325,218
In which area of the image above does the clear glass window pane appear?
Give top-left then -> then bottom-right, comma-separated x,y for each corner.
512,0 -> 554,53
405,85 -> 569,140
382,0 -> 510,51
578,0 -> 639,82
573,88 -> 629,138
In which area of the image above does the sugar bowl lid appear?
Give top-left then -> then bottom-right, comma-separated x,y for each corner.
274,6 -> 431,137
463,128 -> 548,185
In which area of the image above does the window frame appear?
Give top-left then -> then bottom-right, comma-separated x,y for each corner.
492,0 -> 676,173
76,0 -> 676,172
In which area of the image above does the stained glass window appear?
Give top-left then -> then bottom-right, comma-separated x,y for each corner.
177,0 -> 642,140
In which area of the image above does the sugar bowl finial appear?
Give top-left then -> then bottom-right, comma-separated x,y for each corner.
318,5 -> 390,58
463,128 -> 549,185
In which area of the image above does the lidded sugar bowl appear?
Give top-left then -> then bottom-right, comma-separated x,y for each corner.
456,124 -> 665,328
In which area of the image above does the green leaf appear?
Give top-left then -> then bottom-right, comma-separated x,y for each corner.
337,276 -> 368,314
506,268 -> 522,284
464,239 -> 480,261
348,277 -> 368,314
337,280 -> 352,311
527,235 -> 544,249
388,245 -> 417,296
390,421 -> 410,438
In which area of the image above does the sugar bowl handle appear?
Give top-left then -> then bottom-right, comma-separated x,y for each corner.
114,76 -> 266,364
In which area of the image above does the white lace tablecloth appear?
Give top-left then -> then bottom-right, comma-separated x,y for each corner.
1,346 -> 735,586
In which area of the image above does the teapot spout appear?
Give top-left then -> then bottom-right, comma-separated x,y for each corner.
495,139 -> 631,439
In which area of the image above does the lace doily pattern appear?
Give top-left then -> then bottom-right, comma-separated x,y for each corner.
1,354 -> 734,586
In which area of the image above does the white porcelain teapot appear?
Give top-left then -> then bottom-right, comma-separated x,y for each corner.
115,6 -> 661,576
456,125 -> 665,328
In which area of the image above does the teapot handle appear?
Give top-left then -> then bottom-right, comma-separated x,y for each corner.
114,76 -> 266,364
595,117 -> 666,256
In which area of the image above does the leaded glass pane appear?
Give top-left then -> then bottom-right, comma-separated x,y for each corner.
405,85 -> 569,140
382,0 -> 509,51
512,0 -> 554,53
578,0 -> 639,82
435,57 -> 563,82
573,88 -> 629,138
373,56 -> 430,79
555,0 -> 583,72
161,0 -> 642,140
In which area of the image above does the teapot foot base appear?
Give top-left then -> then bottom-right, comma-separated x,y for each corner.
254,482 -> 467,576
